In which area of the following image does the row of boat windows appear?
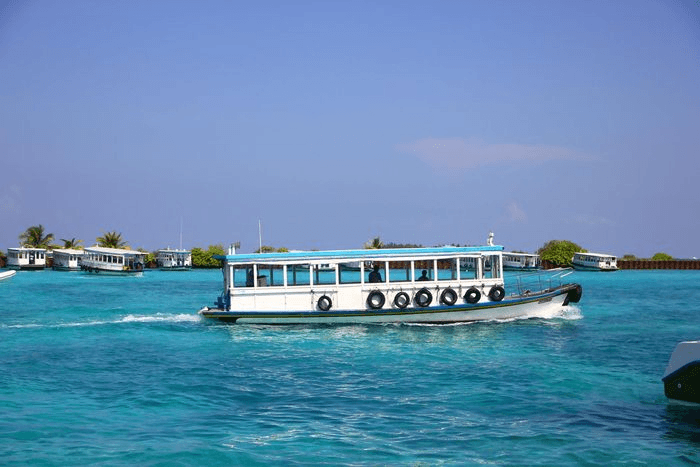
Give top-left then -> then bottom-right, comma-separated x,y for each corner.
8,252 -> 45,259
230,257 -> 501,288
575,256 -> 616,262
84,254 -> 125,264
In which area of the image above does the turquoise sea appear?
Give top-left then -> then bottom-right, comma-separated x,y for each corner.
1,268 -> 698,466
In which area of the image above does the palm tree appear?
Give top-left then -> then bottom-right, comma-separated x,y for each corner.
364,236 -> 384,249
60,237 -> 83,249
96,231 -> 128,249
19,225 -> 54,248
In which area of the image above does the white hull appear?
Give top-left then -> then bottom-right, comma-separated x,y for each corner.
0,270 -> 17,281
572,264 -> 618,271
81,267 -> 143,276
200,285 -> 579,325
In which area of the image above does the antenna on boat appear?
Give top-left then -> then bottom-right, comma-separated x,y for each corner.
179,216 -> 183,250
487,231 -> 494,246
258,220 -> 262,253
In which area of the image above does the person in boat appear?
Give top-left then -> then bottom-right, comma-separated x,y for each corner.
368,264 -> 383,283
418,269 -> 430,281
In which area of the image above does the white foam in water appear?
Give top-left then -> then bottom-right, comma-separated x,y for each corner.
120,313 -> 200,323
3,313 -> 200,329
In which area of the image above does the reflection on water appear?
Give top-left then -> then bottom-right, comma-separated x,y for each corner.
663,402 -> 700,445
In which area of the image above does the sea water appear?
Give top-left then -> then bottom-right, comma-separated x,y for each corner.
0,269 -> 698,465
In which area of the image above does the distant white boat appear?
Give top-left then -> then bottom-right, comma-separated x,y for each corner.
572,252 -> 618,271
503,252 -> 540,271
52,248 -> 85,271
80,247 -> 147,275
0,270 -> 17,281
156,248 -> 192,271
6,247 -> 47,270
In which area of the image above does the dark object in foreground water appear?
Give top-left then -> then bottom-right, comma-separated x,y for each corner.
663,341 -> 700,404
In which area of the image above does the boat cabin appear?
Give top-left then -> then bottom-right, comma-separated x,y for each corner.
81,246 -> 147,274
156,249 -> 192,270
503,252 -> 540,270
216,246 -> 505,313
52,248 -> 85,271
6,247 -> 47,270
572,252 -> 618,271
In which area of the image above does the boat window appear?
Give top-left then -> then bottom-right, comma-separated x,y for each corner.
339,262 -> 361,284
366,261 -> 386,283
482,255 -> 501,279
414,260 -> 433,281
313,264 -> 336,285
257,265 -> 284,287
233,265 -> 253,287
287,264 -> 310,286
389,261 -> 411,283
437,258 -> 458,281
459,258 -> 477,279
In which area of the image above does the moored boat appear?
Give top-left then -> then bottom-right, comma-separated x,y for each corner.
662,341 -> 700,403
199,243 -> 582,324
156,248 -> 192,270
80,246 -> 147,275
52,248 -> 85,271
503,252 -> 540,271
572,252 -> 618,271
6,247 -> 47,270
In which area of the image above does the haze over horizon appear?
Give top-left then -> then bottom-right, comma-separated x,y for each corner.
1,1 -> 699,257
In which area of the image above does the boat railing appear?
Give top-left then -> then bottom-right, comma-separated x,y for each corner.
507,268 -> 575,296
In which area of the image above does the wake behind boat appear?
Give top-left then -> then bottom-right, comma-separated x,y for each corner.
199,243 -> 582,324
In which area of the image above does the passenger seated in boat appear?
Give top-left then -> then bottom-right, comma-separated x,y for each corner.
368,265 -> 383,283
417,270 -> 429,281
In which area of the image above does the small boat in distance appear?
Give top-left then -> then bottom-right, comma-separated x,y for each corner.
0,270 -> 17,281
572,252 -> 618,271
156,248 -> 192,271
6,247 -> 47,270
199,243 -> 582,325
503,252 -> 540,271
662,341 -> 700,403
80,247 -> 147,275
52,248 -> 85,271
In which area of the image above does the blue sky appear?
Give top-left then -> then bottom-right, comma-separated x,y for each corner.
1,0 -> 699,257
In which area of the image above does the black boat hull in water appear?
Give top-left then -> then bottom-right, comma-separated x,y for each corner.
663,362 -> 700,404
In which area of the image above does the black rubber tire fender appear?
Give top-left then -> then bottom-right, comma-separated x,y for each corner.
464,287 -> 481,304
367,290 -> 386,310
440,287 -> 458,306
393,291 -> 410,309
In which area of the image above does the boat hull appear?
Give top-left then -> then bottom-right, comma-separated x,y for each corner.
0,270 -> 17,281
663,362 -> 700,403
81,267 -> 144,276
663,341 -> 700,403
572,264 -> 618,271
199,284 -> 580,325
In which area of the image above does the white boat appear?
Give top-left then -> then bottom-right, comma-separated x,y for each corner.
572,252 -> 618,271
6,247 -> 47,270
52,248 -> 85,271
662,341 -> 700,403
0,270 -> 17,281
80,247 -> 147,275
156,248 -> 192,270
199,244 -> 582,324
503,252 -> 540,271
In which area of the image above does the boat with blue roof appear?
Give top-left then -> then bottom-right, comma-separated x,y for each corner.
199,239 -> 582,324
